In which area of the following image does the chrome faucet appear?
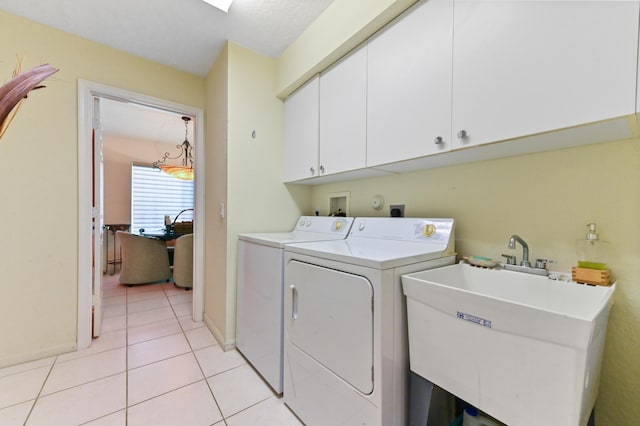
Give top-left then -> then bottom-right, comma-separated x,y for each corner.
508,234 -> 531,267
503,234 -> 550,276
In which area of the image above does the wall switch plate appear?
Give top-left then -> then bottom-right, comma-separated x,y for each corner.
390,204 -> 405,217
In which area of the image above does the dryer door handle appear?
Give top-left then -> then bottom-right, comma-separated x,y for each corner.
290,285 -> 299,320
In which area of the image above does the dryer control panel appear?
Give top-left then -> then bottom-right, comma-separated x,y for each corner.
350,217 -> 454,242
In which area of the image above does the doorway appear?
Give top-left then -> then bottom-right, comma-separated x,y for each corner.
77,80 -> 205,349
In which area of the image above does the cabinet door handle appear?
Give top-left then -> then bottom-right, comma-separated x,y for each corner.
319,165 -> 325,174
290,285 -> 298,320
434,136 -> 443,145
309,167 -> 315,175
457,130 -> 468,139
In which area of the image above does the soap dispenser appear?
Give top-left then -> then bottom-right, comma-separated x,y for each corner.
572,222 -> 612,286
576,223 -> 608,270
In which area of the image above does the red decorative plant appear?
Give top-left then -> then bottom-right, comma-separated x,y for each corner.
0,61 -> 58,139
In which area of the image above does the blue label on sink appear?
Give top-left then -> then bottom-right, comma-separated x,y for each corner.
457,311 -> 492,328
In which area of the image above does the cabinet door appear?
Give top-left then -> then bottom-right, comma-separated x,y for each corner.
367,0 -> 453,167
452,0 -> 639,149
319,45 -> 367,176
283,76 -> 319,182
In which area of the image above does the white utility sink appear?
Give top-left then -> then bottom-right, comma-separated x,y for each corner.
402,262 -> 615,426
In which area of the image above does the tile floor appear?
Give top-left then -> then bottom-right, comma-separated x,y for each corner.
0,274 -> 302,425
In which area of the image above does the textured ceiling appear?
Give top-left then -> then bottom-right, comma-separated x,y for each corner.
0,0 -> 334,77
100,99 -> 187,145
0,0 -> 334,142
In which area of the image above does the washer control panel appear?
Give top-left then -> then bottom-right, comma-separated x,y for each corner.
294,216 -> 354,235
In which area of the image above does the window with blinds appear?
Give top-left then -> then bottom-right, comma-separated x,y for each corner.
131,164 -> 194,234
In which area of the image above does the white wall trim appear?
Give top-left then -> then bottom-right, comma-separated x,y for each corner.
77,80 -> 205,349
0,343 -> 77,370
204,312 -> 235,351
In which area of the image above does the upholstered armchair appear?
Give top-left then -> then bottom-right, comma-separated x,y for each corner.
116,231 -> 171,285
172,233 -> 193,289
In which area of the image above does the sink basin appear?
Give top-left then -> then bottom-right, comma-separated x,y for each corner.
402,262 -> 615,426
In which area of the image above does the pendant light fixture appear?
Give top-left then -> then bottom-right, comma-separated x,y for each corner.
153,116 -> 194,181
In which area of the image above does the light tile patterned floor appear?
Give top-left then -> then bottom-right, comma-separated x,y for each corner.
0,274 -> 301,425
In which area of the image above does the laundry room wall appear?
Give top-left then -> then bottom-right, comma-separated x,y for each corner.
309,138 -> 640,426
0,10 -> 205,367
205,42 -> 310,348
204,43 -> 230,348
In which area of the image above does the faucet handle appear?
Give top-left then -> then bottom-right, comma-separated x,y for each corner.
535,258 -> 555,269
501,254 -> 517,265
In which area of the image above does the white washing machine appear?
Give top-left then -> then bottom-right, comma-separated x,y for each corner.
236,216 -> 354,394
283,217 -> 456,425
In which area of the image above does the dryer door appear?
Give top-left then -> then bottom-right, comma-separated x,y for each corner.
287,260 -> 374,394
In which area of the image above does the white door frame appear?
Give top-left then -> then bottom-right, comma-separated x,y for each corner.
92,97 -> 105,338
77,80 -> 205,349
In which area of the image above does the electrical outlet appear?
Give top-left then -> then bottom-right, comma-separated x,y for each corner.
390,204 -> 404,217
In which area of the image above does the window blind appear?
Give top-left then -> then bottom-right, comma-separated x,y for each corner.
131,164 -> 194,234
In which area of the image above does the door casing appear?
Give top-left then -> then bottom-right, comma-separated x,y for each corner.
77,80 -> 205,349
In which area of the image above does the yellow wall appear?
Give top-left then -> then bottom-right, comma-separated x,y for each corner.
204,43 -> 230,346
276,0 -> 417,97
309,139 -> 640,425
0,10 -> 205,367
205,42 -> 309,348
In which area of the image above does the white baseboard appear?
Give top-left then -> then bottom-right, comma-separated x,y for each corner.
0,343 -> 76,369
204,313 -> 235,351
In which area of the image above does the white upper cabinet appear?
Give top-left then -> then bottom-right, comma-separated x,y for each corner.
367,0 -> 454,167
283,76 -> 319,182
452,0 -> 639,149
283,0 -> 640,183
319,45 -> 368,176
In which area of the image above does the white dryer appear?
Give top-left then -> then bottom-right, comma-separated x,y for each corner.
236,216 -> 354,394
283,217 -> 456,425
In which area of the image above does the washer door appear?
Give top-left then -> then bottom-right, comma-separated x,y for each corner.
287,260 -> 374,394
